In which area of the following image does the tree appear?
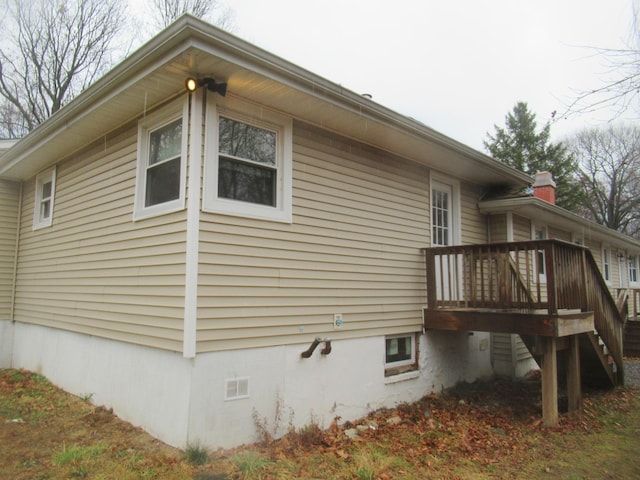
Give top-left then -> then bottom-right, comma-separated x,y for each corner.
568,125 -> 640,237
149,0 -> 235,31
0,0 -> 127,138
484,102 -> 580,211
563,0 -> 640,119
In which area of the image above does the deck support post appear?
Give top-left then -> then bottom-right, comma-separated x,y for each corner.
541,336 -> 558,427
567,335 -> 582,415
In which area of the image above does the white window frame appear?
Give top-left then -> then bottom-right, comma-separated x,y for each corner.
630,255 -> 639,285
133,98 -> 188,221
33,166 -> 56,230
384,334 -> 417,370
203,96 -> 292,223
602,246 -> 611,283
532,224 -> 548,282
430,174 -> 461,247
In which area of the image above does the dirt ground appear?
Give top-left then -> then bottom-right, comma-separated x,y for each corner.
1,365 -> 640,479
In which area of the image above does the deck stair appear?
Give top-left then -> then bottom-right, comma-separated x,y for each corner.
423,239 -> 626,426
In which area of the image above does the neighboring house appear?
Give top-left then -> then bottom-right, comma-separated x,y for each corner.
0,16 -> 638,449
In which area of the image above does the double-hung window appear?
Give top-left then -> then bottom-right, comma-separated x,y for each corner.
33,166 -> 56,230
204,97 -> 292,222
218,117 -> 277,206
603,247 -> 611,282
134,99 -> 188,220
630,256 -> 638,284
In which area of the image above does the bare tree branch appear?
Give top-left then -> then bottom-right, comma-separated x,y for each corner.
0,0 -> 127,138
568,124 -> 640,237
560,0 -> 640,120
149,0 -> 235,31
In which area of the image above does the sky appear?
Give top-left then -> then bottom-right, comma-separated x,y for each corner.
212,0 -> 637,152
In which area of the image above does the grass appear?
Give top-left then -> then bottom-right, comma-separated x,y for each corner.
1,367 -> 640,479
185,442 -> 209,466
230,450 -> 269,478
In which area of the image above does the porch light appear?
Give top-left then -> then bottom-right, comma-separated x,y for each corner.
184,77 -> 227,96
185,77 -> 198,92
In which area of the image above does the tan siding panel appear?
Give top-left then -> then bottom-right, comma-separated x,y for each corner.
548,227 -> 571,241
0,180 -> 20,318
460,182 -> 486,244
13,123 -> 187,351
513,214 -> 531,241
196,122 -> 429,351
489,214 -> 508,243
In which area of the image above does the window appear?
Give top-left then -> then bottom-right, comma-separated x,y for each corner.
134,99 -> 188,220
225,377 -> 250,401
385,334 -> 416,371
33,166 -> 56,230
630,256 -> 638,284
533,226 -> 547,278
603,247 -> 611,282
218,117 -> 277,206
432,188 -> 449,246
204,97 -> 292,222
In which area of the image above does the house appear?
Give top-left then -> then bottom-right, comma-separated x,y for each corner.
1,15 -> 639,449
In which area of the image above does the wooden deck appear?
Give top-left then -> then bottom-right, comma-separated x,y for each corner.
422,240 -> 626,427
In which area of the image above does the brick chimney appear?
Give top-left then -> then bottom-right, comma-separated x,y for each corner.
533,171 -> 556,205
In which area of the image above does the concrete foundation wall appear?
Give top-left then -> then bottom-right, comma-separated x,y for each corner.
9,322 -> 494,449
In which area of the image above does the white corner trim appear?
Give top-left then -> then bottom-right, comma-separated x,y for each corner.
183,90 -> 204,358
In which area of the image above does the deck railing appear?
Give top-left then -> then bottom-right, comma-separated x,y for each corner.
617,288 -> 640,320
424,239 -> 625,375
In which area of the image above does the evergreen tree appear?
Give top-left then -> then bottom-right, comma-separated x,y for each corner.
484,102 -> 580,211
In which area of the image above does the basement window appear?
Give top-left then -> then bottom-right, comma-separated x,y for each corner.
225,377 -> 250,401
385,334 -> 417,376
33,166 -> 56,230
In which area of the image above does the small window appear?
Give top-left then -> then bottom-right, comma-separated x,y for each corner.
603,248 -> 611,282
533,226 -> 547,278
630,256 -> 638,284
225,377 -> 250,401
204,97 -> 292,222
134,99 -> 188,220
33,166 -> 56,230
385,334 -> 416,372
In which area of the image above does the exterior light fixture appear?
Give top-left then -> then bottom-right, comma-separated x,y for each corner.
185,77 -> 198,92
184,77 -> 227,96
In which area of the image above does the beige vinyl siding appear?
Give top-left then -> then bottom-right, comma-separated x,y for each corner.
491,333 -> 512,367
13,123 -> 187,351
489,214 -> 508,243
196,122 -> 429,352
0,179 -> 20,319
512,214 -> 531,241
548,227 -> 571,241
460,182 -> 487,244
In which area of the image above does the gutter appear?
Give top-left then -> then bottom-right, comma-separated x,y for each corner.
479,196 -> 640,250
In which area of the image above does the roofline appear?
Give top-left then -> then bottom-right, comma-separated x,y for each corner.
479,196 -> 640,250
0,15 -> 532,186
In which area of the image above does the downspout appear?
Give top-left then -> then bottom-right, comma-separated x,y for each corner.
183,88 -> 204,359
10,181 -> 23,322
